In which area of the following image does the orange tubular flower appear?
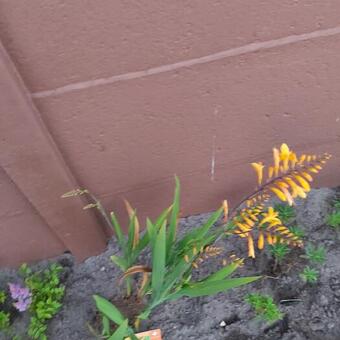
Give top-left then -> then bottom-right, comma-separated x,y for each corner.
294,175 -> 310,192
268,166 -> 274,179
273,147 -> 280,176
267,233 -> 273,245
222,200 -> 228,222
258,232 -> 264,250
248,234 -> 255,258
251,162 -> 264,186
260,207 -> 279,226
280,143 -> 290,172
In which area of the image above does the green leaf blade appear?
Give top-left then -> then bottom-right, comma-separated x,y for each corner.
127,210 -> 137,254
202,262 -> 239,283
110,212 -> 126,250
93,295 -> 125,325
175,207 -> 223,253
171,276 -> 261,299
151,222 -> 167,301
110,255 -> 128,271
108,319 -> 129,340
167,176 -> 180,258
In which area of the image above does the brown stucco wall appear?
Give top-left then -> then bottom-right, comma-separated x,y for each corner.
0,168 -> 66,267
0,1 -> 340,266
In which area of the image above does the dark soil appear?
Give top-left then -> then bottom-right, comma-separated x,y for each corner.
1,188 -> 340,340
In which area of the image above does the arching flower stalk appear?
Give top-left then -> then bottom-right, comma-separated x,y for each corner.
224,143 -> 331,258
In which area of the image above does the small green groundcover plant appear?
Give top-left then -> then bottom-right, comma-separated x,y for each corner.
0,290 -> 10,335
302,244 -> 326,265
300,266 -> 319,284
326,199 -> 340,228
269,243 -> 290,271
0,263 -> 65,340
299,243 -> 326,284
274,203 -> 295,224
245,293 -> 282,323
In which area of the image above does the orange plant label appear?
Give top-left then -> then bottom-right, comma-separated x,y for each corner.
133,328 -> 162,340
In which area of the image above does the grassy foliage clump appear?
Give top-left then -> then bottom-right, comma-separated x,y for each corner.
327,212 -> 340,228
269,243 -> 290,271
245,293 -> 282,323
274,203 -> 295,224
302,244 -> 326,265
300,266 -> 319,284
327,199 -> 340,228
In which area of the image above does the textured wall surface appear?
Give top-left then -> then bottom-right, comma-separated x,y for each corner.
0,168 -> 66,266
0,1 -> 340,266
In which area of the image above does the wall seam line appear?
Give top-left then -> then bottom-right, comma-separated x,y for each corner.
31,25 -> 340,99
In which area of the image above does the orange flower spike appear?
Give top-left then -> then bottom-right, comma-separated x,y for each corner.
251,162 -> 264,186
222,200 -> 229,222
248,234 -> 255,258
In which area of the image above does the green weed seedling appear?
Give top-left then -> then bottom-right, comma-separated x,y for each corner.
326,199 -> 340,228
327,211 -> 340,228
334,199 -> 340,210
269,243 -> 290,272
245,293 -> 283,323
0,310 -> 10,333
301,244 -> 326,265
300,266 -> 319,284
288,225 -> 305,239
0,290 -> 21,339
274,203 -> 295,224
269,243 -> 290,263
0,290 -> 10,337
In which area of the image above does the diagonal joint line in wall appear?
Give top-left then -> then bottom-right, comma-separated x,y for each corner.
31,25 -> 340,99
